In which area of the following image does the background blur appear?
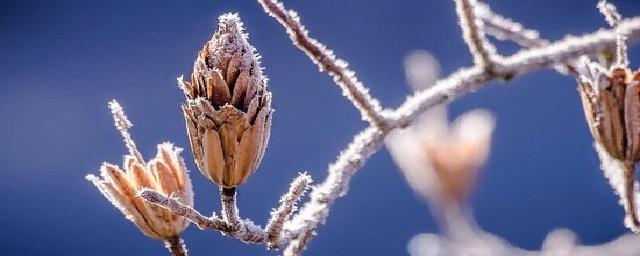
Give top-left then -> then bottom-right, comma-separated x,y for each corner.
2,0 -> 640,255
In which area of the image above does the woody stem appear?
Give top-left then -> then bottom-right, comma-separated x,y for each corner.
164,236 -> 188,256
220,187 -> 241,228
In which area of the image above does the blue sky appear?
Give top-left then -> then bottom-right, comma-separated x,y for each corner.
1,0 -> 640,255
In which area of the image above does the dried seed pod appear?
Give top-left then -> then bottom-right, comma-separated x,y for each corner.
179,13 -> 272,188
577,63 -> 640,161
577,58 -> 640,232
86,101 -> 194,241
577,63 -> 627,160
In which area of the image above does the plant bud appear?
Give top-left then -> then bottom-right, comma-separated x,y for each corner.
87,102 -> 194,240
179,13 -> 273,188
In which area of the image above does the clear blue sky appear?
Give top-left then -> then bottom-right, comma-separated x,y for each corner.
1,0 -> 640,255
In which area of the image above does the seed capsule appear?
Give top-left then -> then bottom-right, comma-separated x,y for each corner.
87,101 -> 194,240
179,13 -> 273,188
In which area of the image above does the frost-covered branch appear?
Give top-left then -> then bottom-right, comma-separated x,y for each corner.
283,127 -> 385,255
275,13 -> 640,256
476,3 -> 548,49
475,3 -> 580,75
599,0 -> 629,68
256,0 -> 388,129
391,16 -> 640,127
454,0 -> 500,69
265,173 -> 312,249
141,173 -> 314,248
140,189 -> 268,244
140,189 -> 230,231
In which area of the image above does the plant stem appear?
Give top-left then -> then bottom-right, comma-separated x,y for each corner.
164,236 -> 187,256
221,187 -> 240,227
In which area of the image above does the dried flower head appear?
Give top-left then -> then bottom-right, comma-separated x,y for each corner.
179,13 -> 273,188
86,100 -> 194,241
576,0 -> 640,232
387,108 -> 495,204
387,51 -> 495,204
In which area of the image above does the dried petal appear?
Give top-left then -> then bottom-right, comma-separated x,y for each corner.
203,129 -> 225,184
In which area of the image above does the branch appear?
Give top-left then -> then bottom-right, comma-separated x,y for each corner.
279,16 -> 640,255
256,0 -> 389,129
140,189 -> 267,244
265,173 -> 312,249
454,0 -> 499,69
598,0 -> 628,67
475,3 -> 579,75
392,16 -> 640,127
476,3 -> 548,49
282,127 -> 385,255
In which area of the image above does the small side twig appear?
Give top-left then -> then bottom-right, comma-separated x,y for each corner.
141,189 -> 268,243
475,2 -> 578,75
164,236 -> 188,256
108,100 -> 144,163
265,173 -> 312,249
140,189 -> 231,231
476,2 -> 548,48
454,0 -> 500,70
257,0 -> 388,129
598,0 -> 628,67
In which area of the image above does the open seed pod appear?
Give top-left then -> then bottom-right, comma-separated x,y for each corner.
179,13 -> 272,188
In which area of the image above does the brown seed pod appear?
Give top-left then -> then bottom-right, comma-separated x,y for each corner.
179,13 -> 272,188
87,101 -> 194,240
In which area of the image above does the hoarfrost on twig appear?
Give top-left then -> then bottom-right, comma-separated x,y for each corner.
256,0 -> 389,129
265,173 -> 312,248
454,0 -> 500,70
598,0 -> 629,67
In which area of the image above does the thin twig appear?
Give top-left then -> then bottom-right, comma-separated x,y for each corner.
598,0 -> 629,68
108,100 -> 144,163
256,0 -> 389,129
265,173 -> 312,249
475,3 -> 579,75
140,189 -> 231,231
476,3 -> 548,48
454,0 -> 499,70
141,189 -> 277,246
